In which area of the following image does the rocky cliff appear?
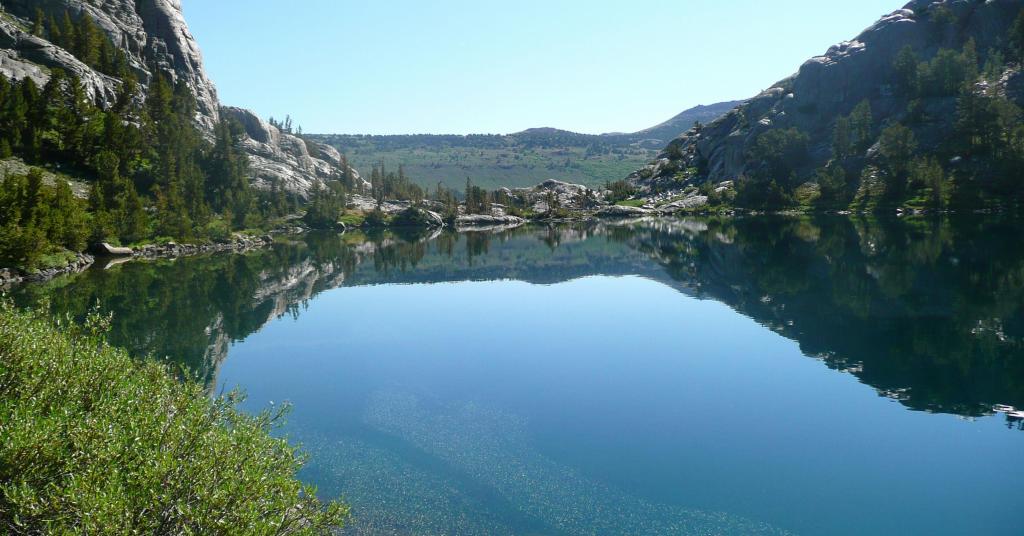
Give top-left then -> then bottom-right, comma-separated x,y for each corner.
627,0 -> 1024,193
0,0 -> 356,197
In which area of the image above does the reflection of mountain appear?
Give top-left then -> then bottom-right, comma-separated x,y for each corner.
624,216 -> 1024,425
15,217 -> 1024,426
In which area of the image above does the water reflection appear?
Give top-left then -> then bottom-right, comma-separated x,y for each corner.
13,215 -> 1024,427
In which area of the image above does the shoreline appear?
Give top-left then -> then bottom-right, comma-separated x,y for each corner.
0,234 -> 277,288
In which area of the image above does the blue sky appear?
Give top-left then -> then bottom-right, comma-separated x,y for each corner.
183,0 -> 899,135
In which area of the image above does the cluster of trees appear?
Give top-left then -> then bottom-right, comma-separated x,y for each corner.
463,177 -> 491,215
604,180 -> 637,203
736,127 -> 810,208
369,162 -> 425,205
0,9 -> 309,268
735,8 -> 1024,211
268,115 -> 302,136
303,182 -> 346,229
29,8 -> 133,80
0,67 -> 262,238
0,169 -> 88,268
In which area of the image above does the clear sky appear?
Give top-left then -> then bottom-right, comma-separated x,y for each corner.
182,0 -> 900,135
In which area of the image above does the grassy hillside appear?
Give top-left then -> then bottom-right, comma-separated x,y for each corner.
314,134 -> 650,190
310,102 -> 738,191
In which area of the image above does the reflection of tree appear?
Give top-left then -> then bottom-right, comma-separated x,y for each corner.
14,216 -> 1024,425
465,232 -> 491,265
623,215 -> 1024,421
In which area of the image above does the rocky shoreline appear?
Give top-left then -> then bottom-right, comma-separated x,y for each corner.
129,234 -> 276,260
0,253 -> 96,287
0,235 -> 277,288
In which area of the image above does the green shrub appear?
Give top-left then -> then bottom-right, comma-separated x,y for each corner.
0,301 -> 349,535
363,209 -> 389,228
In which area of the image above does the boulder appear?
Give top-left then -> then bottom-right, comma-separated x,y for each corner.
455,214 -> 526,227
94,243 -> 134,256
391,207 -> 445,228
659,195 -> 709,213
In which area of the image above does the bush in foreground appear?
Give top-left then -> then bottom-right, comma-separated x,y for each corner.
0,301 -> 348,534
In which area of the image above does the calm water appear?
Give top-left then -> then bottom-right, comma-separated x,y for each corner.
13,216 -> 1024,535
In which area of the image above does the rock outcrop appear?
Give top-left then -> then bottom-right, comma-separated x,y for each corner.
627,0 -> 1024,191
0,1 -> 354,197
0,16 -> 120,106
3,0 -> 220,129
222,107 -> 366,197
503,180 -> 605,212
454,214 -> 526,228
594,205 -> 653,218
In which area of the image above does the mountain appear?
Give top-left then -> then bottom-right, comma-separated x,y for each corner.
310,101 -> 739,191
0,0 -> 357,197
627,0 -> 1024,211
609,100 -> 741,147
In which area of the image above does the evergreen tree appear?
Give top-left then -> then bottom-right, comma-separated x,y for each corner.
832,116 -> 853,159
1011,8 -> 1024,64
892,45 -> 920,97
31,8 -> 45,37
848,100 -> 873,152
878,123 -> 918,191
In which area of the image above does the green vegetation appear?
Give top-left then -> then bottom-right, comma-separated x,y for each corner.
0,168 -> 88,269
0,300 -> 348,534
615,199 -> 646,208
0,10 -> 307,271
303,182 -> 347,229
34,9 -> 133,80
604,179 -> 638,204
730,13 -> 1024,212
312,133 -> 655,191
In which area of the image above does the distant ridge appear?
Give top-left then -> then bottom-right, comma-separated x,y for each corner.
512,101 -> 744,146
312,101 -> 740,190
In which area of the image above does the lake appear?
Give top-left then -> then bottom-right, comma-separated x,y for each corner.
12,216 -> 1024,536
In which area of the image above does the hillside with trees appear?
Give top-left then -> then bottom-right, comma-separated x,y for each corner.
628,0 -> 1024,212
0,2 -> 356,273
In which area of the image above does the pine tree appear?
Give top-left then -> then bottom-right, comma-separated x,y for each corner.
1011,9 -> 1024,64
848,100 -> 873,152
892,46 -> 919,97
879,123 -> 918,189
31,8 -> 45,37
832,116 -> 852,159
59,11 -> 76,53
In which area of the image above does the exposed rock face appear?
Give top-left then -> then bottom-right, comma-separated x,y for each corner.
503,180 -> 605,212
221,107 -> 366,198
0,16 -> 123,105
627,0 -> 1024,191
0,1 -> 354,197
4,0 -> 220,130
